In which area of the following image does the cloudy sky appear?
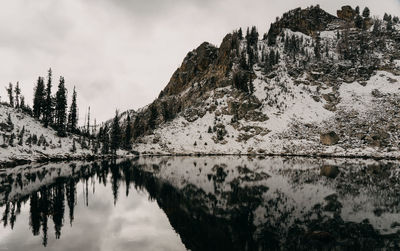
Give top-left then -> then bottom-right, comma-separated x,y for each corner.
0,0 -> 399,123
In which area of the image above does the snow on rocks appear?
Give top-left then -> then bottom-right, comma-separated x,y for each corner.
134,68 -> 400,159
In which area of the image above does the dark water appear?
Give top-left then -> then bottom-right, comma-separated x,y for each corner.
1,157 -> 400,250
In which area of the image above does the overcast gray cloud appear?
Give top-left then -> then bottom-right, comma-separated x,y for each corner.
0,0 -> 399,123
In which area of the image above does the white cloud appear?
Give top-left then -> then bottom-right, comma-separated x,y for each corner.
0,0 -> 399,122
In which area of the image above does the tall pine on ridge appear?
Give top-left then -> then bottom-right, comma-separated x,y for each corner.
14,82 -> 21,108
6,83 -> 14,107
68,86 -> 78,133
43,68 -> 53,127
33,77 -> 45,119
55,76 -> 68,136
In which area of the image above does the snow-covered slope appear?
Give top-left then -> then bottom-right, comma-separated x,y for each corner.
0,104 -> 95,166
128,6 -> 400,158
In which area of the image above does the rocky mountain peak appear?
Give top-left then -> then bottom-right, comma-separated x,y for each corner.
267,5 -> 338,44
337,5 -> 357,21
162,42 -> 218,97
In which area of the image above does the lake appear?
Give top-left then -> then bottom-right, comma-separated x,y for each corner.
1,156 -> 400,250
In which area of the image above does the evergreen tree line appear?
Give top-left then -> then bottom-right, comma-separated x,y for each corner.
3,82 -> 31,113
97,110 -> 133,155
32,68 -> 78,136
2,68 -> 136,154
263,49 -> 280,72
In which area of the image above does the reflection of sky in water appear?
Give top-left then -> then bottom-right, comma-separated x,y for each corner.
1,157 -> 400,250
0,177 -> 186,251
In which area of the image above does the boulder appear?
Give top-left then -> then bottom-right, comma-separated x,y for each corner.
320,165 -> 340,178
320,131 -> 339,145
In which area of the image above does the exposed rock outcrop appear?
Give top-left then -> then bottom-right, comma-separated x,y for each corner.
320,131 -> 340,146
337,5 -> 357,22
267,5 -> 339,44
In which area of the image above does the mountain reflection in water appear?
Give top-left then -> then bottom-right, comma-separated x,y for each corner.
1,156 -> 400,250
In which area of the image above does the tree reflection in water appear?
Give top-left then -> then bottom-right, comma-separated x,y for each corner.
1,157 -> 400,250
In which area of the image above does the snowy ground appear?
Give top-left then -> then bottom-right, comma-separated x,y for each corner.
0,105 -> 131,166
134,69 -> 400,159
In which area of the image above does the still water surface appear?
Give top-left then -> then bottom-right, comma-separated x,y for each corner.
1,156 -> 400,250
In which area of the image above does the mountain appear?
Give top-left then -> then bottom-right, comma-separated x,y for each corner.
119,5 -> 400,158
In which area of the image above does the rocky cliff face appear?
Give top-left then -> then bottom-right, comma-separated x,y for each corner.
118,5 -> 400,158
267,5 -> 339,44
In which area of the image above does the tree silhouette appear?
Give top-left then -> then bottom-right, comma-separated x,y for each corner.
6,83 -> 14,107
362,7 -> 370,18
33,77 -> 45,119
43,68 -> 53,127
55,76 -> 68,136
67,86 -> 78,133
14,82 -> 21,108
123,113 -> 132,150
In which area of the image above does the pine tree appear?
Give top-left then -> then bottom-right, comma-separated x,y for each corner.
233,71 -> 249,93
372,20 -> 381,36
239,51 -> 248,70
14,82 -> 21,108
248,26 -> 259,47
123,113 -> 132,150
275,51 -> 280,65
362,7 -> 370,18
67,86 -> 78,133
247,47 -> 255,68
325,43 -> 329,58
87,106 -> 90,136
101,125 -> 110,154
269,50 -> 276,66
355,15 -> 363,29
148,106 -> 158,130
7,113 -> 13,130
355,6 -> 360,15
93,119 -> 97,136
71,139 -> 76,153
43,68 -> 53,127
264,52 -> 271,72
33,77 -> 45,119
248,79 -> 254,94
9,133 -> 15,146
387,19 -> 393,31
55,76 -> 68,136
383,13 -> 391,22
6,83 -> 13,107
314,33 -> 321,60
110,110 -> 121,155
284,36 -> 289,52
238,28 -> 243,39
20,96 -> 25,109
